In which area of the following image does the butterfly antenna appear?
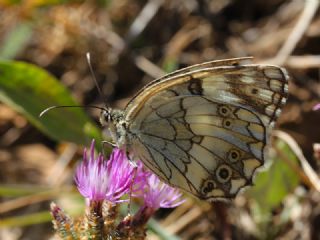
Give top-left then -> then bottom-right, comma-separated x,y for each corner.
86,52 -> 104,101
39,105 -> 106,117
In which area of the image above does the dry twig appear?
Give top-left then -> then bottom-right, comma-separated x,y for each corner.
272,0 -> 319,65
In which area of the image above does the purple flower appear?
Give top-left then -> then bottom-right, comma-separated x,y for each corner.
74,140 -> 136,202
130,173 -> 185,227
131,160 -> 152,196
142,173 -> 185,210
105,148 -> 139,202
313,104 -> 320,111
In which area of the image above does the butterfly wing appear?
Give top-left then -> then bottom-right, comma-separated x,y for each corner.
124,58 -> 289,201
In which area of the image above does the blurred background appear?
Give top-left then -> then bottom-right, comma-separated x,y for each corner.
0,0 -> 320,239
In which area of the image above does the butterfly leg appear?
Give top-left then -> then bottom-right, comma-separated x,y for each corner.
127,164 -> 138,216
101,140 -> 117,148
101,140 -> 117,158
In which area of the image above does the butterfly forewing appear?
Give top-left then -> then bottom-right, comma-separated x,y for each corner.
123,58 -> 289,201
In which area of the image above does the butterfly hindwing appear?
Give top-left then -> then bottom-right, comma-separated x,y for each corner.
128,97 -> 266,199
123,58 -> 289,201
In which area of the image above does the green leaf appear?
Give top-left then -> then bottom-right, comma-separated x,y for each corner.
0,211 -> 52,227
0,22 -> 33,60
0,60 -> 102,146
0,184 -> 53,197
247,139 -> 300,214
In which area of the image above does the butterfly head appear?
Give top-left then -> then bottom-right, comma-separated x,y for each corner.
99,107 -> 112,126
100,107 -> 127,147
99,107 -> 124,125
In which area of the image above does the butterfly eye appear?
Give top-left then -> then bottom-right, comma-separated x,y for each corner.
99,109 -> 111,126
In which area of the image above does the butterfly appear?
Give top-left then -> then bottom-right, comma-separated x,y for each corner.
99,57 -> 289,201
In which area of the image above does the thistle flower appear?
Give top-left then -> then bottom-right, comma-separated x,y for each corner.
130,173 -> 185,229
104,148 -> 137,202
131,160 -> 152,196
142,173 -> 185,210
50,202 -> 77,239
313,103 -> 320,111
74,140 -> 136,203
53,140 -> 184,239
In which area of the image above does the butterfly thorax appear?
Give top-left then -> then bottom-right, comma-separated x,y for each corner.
100,108 -> 128,149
